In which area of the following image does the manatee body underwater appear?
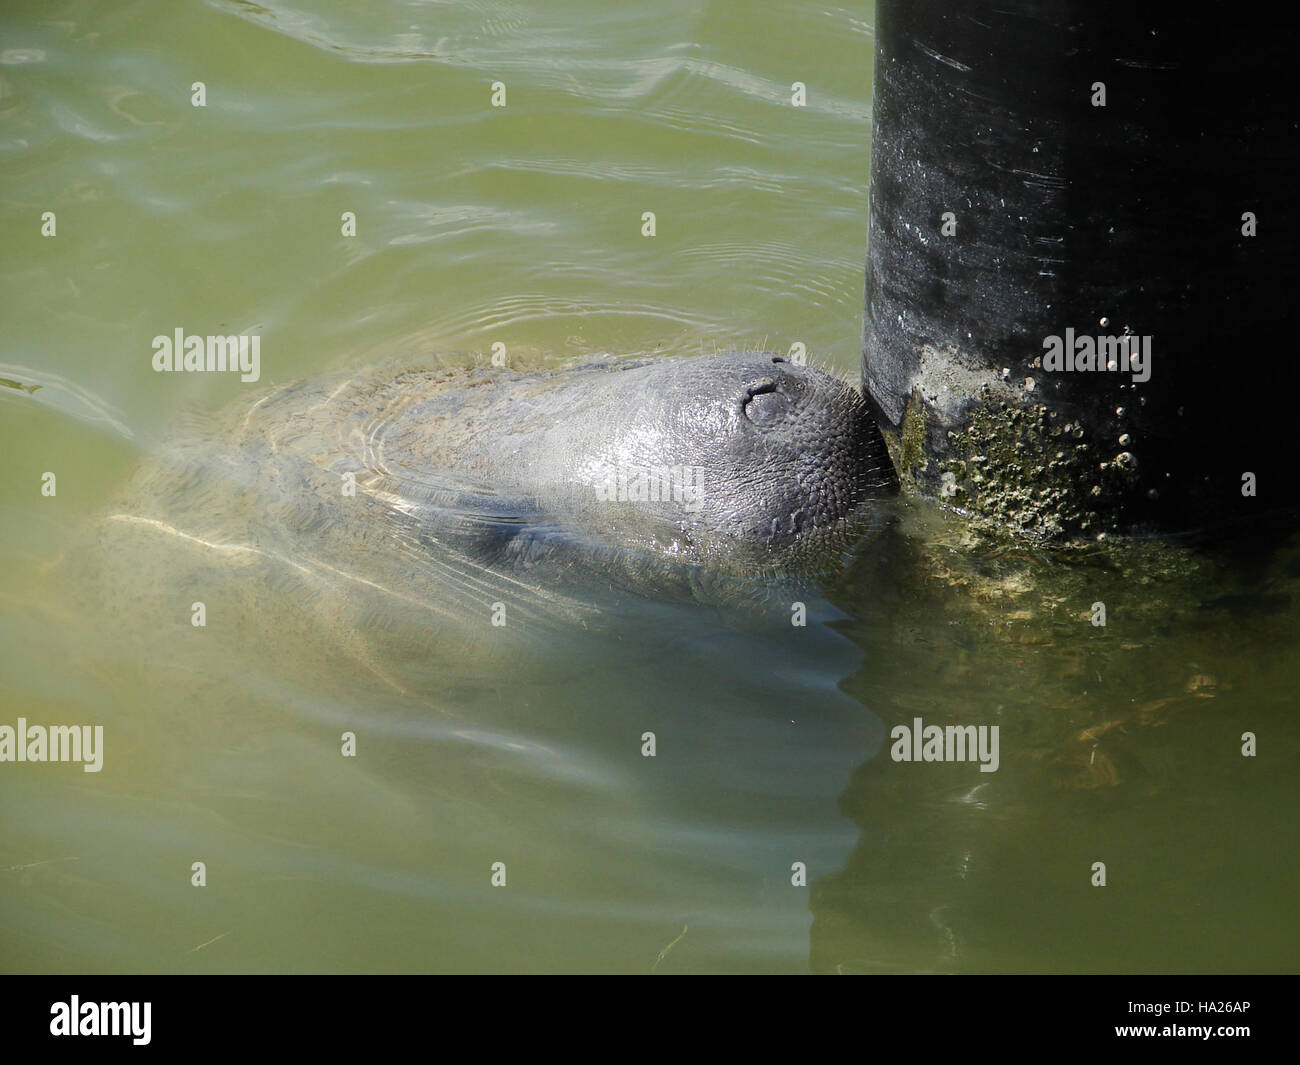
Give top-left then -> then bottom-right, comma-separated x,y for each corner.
85,352 -> 897,683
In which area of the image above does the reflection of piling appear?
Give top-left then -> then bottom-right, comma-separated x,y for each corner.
861,3 -> 1298,538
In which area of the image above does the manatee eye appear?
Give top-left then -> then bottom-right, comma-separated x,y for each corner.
743,379 -> 790,424
771,356 -> 786,364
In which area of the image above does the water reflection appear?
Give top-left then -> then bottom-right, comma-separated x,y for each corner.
814,508 -> 1300,973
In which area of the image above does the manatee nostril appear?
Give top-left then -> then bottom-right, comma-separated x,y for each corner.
743,378 -> 791,424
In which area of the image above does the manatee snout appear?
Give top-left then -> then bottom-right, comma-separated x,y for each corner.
567,352 -> 898,555
717,354 -> 897,547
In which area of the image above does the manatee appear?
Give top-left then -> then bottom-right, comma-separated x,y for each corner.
79,352 -> 895,692
114,351 -> 893,563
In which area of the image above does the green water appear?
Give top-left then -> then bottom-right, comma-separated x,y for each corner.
1,0 -> 1295,974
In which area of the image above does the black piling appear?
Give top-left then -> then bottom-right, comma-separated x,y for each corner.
862,2 -> 1298,538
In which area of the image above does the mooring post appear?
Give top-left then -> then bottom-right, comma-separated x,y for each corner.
862,2 -> 1297,538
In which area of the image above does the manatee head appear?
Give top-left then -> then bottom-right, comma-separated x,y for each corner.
567,352 -> 897,559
